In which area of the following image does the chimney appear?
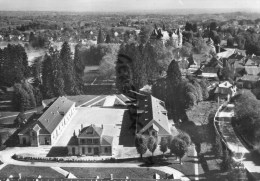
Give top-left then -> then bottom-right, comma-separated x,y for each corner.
81,124 -> 83,130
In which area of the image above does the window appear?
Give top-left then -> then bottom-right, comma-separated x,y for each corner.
81,139 -> 85,144
105,147 -> 108,153
93,139 -> 99,144
82,147 -> 85,154
32,132 -> 35,137
152,131 -> 156,136
87,139 -> 92,144
88,147 -> 92,153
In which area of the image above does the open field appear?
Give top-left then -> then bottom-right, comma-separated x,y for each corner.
62,167 -> 165,179
0,165 -> 63,178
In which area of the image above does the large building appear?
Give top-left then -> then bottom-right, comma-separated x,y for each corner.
18,96 -> 76,146
67,124 -> 115,156
137,95 -> 177,142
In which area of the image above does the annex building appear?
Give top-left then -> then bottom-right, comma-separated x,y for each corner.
18,96 -> 76,146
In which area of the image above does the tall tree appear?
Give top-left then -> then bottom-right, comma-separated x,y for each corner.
160,137 -> 168,156
166,60 -> 182,120
97,28 -> 104,44
60,41 -> 76,95
147,136 -> 157,156
135,134 -> 148,159
52,51 -> 65,96
105,34 -> 111,43
170,137 -> 188,164
42,54 -> 54,98
74,44 -> 84,94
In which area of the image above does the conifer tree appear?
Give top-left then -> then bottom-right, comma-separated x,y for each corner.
60,41 -> 76,95
166,60 -> 182,119
52,51 -> 65,96
73,44 -> 84,94
97,28 -> 104,44
105,34 -> 111,43
42,54 -> 54,98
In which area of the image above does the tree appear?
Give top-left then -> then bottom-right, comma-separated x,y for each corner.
105,34 -> 111,43
198,79 -> 209,100
52,51 -> 65,96
176,132 -> 191,146
210,22 -> 217,31
97,28 -> 104,44
73,44 -> 84,94
185,22 -> 193,31
180,81 -> 198,110
14,111 -> 27,127
147,136 -> 157,156
139,25 -> 153,44
60,41 -> 76,95
160,137 -> 168,156
42,54 -> 54,98
135,134 -> 148,159
227,36 -> 234,47
166,60 -> 182,119
170,137 -> 188,164
99,54 -> 116,79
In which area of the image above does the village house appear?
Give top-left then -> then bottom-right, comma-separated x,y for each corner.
18,96 -> 76,146
214,81 -> 237,100
67,124 -> 114,156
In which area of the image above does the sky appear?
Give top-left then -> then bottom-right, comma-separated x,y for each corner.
0,0 -> 259,12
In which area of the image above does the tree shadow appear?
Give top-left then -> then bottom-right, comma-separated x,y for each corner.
47,146 -> 68,157
118,110 -> 135,147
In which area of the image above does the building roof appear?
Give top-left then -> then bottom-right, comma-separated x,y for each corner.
138,95 -> 171,135
101,135 -> 113,145
78,125 -> 103,138
239,75 -> 260,82
245,66 -> 260,76
38,96 -> 75,134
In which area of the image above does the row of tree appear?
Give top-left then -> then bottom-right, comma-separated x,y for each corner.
41,42 -> 85,98
135,132 -> 191,164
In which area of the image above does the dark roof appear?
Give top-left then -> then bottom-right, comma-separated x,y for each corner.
101,135 -> 113,145
202,67 -> 219,74
67,136 -> 79,146
18,121 -> 49,135
228,53 -> 245,60
38,96 -> 75,134
78,125 -> 103,138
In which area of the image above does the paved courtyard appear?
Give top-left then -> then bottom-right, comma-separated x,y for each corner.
54,107 -> 127,147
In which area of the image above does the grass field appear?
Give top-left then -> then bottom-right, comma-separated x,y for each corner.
62,167 -> 165,179
177,100 -> 229,180
0,165 -> 63,178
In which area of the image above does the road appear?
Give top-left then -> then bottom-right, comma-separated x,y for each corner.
215,103 -> 260,179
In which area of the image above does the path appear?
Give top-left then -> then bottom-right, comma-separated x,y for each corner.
51,167 -> 76,178
0,111 -> 37,120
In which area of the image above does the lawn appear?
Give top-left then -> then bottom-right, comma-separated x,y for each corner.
62,167 -> 165,179
0,165 -> 64,178
175,100 -> 229,180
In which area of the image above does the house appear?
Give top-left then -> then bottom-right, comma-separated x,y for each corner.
137,95 -> 178,142
237,75 -> 260,89
214,81 -> 237,100
197,66 -> 219,79
18,96 -> 76,146
67,124 -> 114,156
